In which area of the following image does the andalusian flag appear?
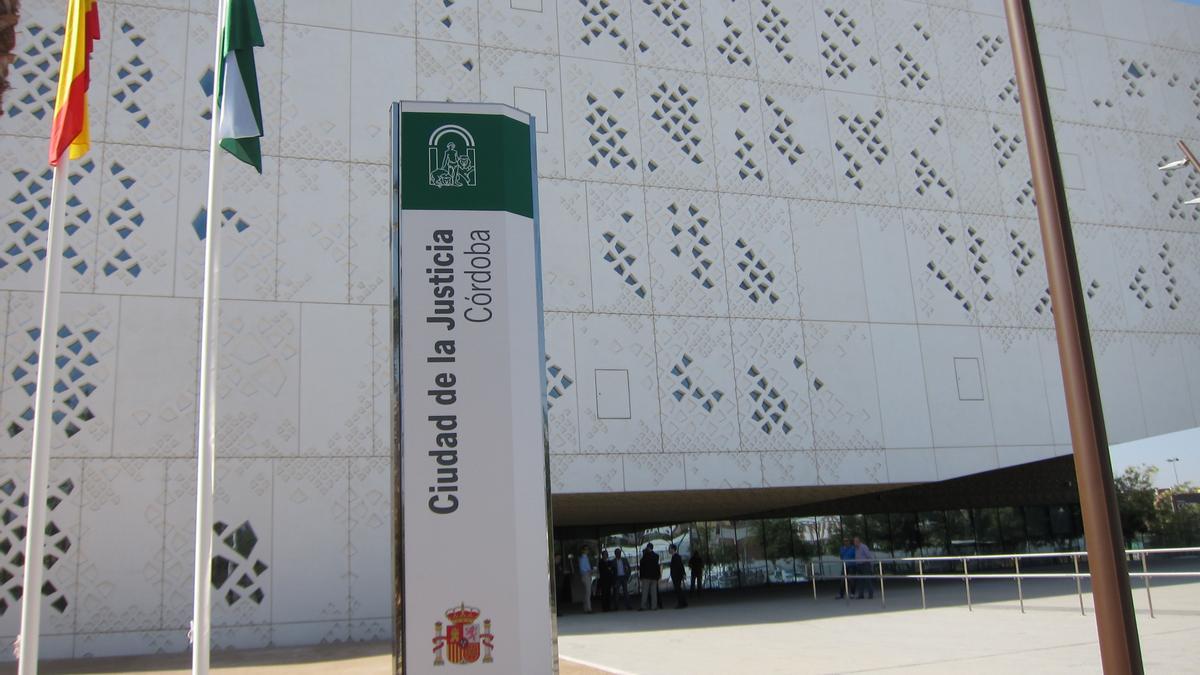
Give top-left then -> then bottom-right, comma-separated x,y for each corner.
48,0 -> 100,165
217,0 -> 264,173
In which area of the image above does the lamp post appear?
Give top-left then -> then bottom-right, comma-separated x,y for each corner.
1158,141 -> 1200,205
1002,2 -> 1143,673
1166,457 -> 1181,487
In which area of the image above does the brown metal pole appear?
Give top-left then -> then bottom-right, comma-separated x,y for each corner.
1002,2 -> 1143,673
1177,140 -> 1200,173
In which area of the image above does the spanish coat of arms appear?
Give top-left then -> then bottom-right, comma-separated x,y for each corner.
432,603 -> 495,665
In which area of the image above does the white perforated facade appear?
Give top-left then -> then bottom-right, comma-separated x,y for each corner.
1,0 -> 1199,660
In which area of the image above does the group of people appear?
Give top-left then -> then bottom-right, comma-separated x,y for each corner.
836,536 -> 876,599
575,543 -> 705,612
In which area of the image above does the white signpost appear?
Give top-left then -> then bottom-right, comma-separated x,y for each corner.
390,101 -> 555,674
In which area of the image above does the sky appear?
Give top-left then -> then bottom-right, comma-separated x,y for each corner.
1111,427 -> 1200,488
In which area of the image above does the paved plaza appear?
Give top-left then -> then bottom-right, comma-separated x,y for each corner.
555,575 -> 1199,674
15,568 -> 1199,674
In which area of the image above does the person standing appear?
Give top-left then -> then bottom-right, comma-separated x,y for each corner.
836,537 -> 856,599
639,543 -> 660,610
853,536 -> 875,600
578,545 -> 595,613
598,548 -> 614,612
561,553 -> 574,606
688,550 -> 704,594
612,547 -> 632,610
669,544 -> 689,608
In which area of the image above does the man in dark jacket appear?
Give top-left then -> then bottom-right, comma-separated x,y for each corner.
598,548 -> 614,611
688,551 -> 704,594
638,543 -> 660,610
669,544 -> 688,608
612,547 -> 632,610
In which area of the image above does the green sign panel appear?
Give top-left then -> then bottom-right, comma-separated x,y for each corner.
399,110 -> 534,218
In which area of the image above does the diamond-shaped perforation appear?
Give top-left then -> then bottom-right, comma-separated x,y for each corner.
745,364 -> 793,434
1016,179 -> 1036,208
717,16 -> 752,67
4,22 -> 64,121
4,161 -> 95,277
839,111 -> 888,164
580,0 -> 630,51
1036,287 -> 1053,315
1131,242 -> 1182,311
998,77 -> 1020,105
733,126 -> 763,182
755,0 -> 794,64
1131,265 -> 1152,309
649,82 -> 704,166
99,162 -> 144,280
763,95 -> 804,165
438,0 -> 457,29
965,225 -> 994,305
545,355 -> 575,410
819,7 -> 876,81
977,34 -> 1005,67
1119,58 -> 1155,99
734,238 -> 779,305
211,520 -> 268,607
820,34 -> 855,80
601,227 -> 648,299
1008,229 -> 1036,278
643,0 -> 694,49
992,124 -> 1022,169
198,66 -> 215,122
584,89 -> 638,171
8,324 -> 102,440
924,222 -> 992,314
1188,77 -> 1200,122
895,45 -> 931,91
191,207 -> 251,241
667,202 -> 717,291
834,110 -> 887,191
910,149 -> 952,199
0,477 -> 74,616
906,114 -> 953,202
111,21 -> 153,130
670,353 -> 724,413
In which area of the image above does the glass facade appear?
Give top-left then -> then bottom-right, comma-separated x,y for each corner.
561,504 -> 1085,592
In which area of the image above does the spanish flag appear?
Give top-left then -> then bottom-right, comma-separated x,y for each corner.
48,0 -> 100,166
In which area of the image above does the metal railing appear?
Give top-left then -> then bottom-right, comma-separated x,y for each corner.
804,546 -> 1200,619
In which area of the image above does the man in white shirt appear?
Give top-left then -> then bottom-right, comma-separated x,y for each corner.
853,536 -> 875,600
578,545 -> 595,613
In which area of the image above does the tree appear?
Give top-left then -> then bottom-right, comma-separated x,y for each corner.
1114,464 -> 1159,542
1114,466 -> 1200,547
1150,482 -> 1200,547
762,518 -> 797,561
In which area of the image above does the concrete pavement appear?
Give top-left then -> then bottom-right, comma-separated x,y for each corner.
11,571 -> 1199,673
556,574 -> 1200,674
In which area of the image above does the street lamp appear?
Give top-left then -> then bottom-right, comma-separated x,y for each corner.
1159,141 -> 1200,205
1166,457 -> 1181,486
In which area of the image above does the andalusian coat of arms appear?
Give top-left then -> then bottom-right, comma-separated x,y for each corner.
432,603 -> 495,665
428,124 -> 477,188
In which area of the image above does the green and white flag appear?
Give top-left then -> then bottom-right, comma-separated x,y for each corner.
217,0 -> 264,173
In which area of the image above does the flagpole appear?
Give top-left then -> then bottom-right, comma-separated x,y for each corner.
191,1 -> 227,672
15,153 -> 70,675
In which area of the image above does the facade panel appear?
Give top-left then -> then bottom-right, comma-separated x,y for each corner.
1,0 -> 1199,657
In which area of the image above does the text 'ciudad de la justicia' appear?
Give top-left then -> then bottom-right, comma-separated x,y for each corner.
423,227 -> 495,515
